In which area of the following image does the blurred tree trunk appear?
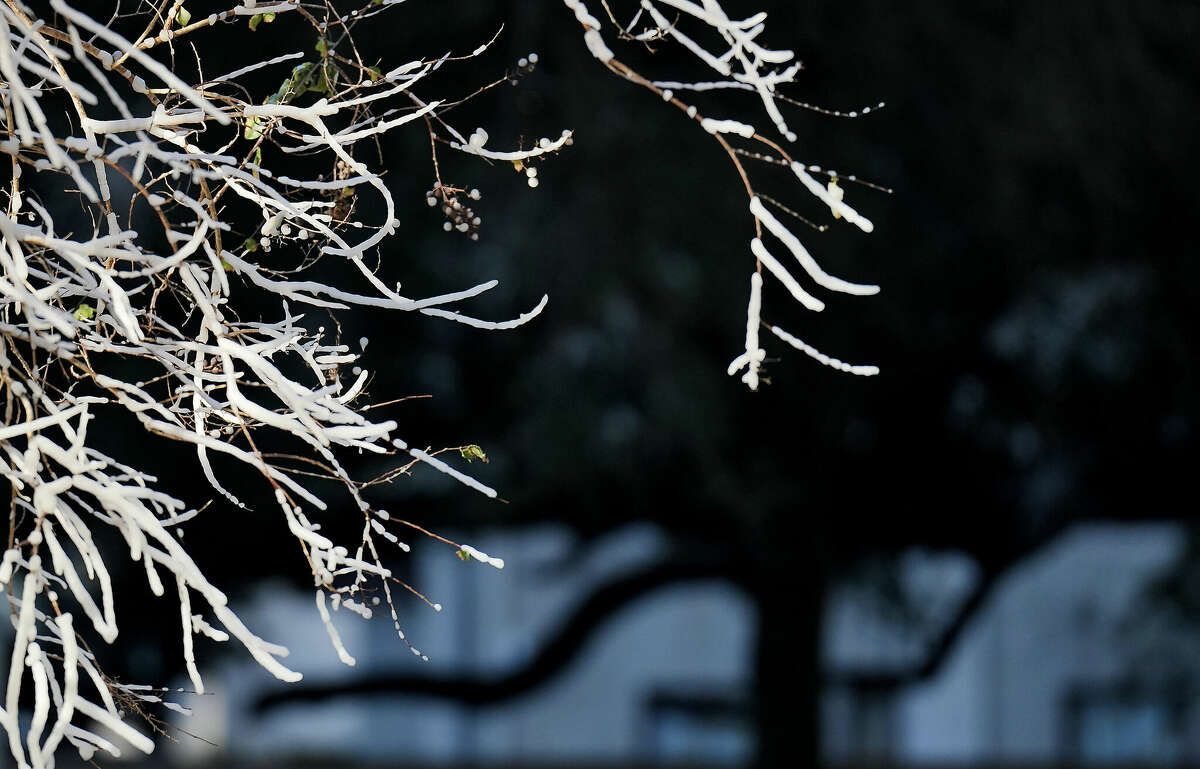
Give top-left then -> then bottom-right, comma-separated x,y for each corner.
754,553 -> 823,767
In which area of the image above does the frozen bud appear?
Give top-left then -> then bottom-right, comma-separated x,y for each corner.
472,217 -> 481,226
427,196 -> 437,206
518,57 -> 528,68
469,188 -> 481,200
456,222 -> 469,232
526,167 -> 538,178
528,177 -> 539,188
529,52 -> 539,63
443,221 -> 452,231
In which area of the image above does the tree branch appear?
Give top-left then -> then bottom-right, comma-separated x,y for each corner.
255,558 -> 734,711
822,567 -> 1000,693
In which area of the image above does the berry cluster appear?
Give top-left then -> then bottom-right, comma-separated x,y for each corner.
509,52 -> 539,86
426,182 -> 483,240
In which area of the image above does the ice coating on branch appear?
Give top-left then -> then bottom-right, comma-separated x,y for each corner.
726,272 -> 766,390
563,0 -> 614,62
789,162 -> 875,233
701,118 -> 756,137
750,196 -> 878,295
749,237 -> 825,312
404,447 -> 499,498
634,0 -> 803,140
316,590 -> 356,667
769,325 -> 879,376
451,129 -> 573,162
458,544 -> 505,570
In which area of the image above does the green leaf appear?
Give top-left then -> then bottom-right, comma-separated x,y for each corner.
220,256 -> 234,272
243,114 -> 261,140
243,236 -> 259,253
459,444 -> 488,463
248,13 -> 263,30
176,6 -> 191,26
367,66 -> 382,82
315,38 -> 328,57
273,62 -> 334,104
456,549 -> 471,562
317,63 -> 334,94
73,303 -> 95,321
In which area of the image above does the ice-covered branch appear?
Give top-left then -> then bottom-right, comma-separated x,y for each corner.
563,0 -> 885,388
0,1 -> 571,761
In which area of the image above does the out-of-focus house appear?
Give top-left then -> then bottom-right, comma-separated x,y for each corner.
823,523 -> 1196,766
5,521 -> 1182,767
168,523 -> 756,767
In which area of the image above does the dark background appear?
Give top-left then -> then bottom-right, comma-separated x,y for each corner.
81,1 -> 1200,766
